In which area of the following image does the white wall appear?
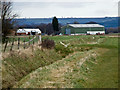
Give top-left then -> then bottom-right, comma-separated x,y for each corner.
87,31 -> 105,35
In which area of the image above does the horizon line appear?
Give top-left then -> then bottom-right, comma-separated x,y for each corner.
15,16 -> 119,19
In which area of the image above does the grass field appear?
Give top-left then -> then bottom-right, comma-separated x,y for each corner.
2,34 -> 118,88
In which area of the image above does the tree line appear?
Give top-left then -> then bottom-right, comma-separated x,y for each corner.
18,22 -> 62,35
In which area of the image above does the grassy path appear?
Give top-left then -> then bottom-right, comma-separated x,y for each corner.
13,47 -> 118,88
13,48 -> 105,88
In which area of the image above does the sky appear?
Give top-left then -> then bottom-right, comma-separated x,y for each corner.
12,0 -> 120,18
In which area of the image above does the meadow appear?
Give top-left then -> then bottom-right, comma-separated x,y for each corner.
2,34 -> 118,88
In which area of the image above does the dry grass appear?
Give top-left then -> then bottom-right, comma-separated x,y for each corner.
2,43 -> 41,60
13,48 -> 99,88
2,46 -> 62,88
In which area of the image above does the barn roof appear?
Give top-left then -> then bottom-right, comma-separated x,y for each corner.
68,24 -> 104,28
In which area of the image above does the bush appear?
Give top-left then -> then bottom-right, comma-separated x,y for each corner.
55,44 -> 73,58
41,38 -> 55,49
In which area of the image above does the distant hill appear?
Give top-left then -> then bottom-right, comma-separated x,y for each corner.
14,17 -> 119,28
85,21 -> 98,24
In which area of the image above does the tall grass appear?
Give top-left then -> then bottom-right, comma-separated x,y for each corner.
2,49 -> 62,88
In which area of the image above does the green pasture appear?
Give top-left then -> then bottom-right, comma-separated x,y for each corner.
2,34 -> 119,88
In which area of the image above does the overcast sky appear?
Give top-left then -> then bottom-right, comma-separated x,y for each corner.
12,0 -> 119,18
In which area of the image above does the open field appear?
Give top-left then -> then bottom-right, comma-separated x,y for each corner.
2,34 -> 118,88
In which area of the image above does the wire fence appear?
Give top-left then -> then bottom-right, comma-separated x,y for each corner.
2,35 -> 41,52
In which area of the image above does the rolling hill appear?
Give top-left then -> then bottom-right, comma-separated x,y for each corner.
14,17 -> 119,28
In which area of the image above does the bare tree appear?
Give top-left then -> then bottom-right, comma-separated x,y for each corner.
0,1 -> 2,43
1,0 -> 18,42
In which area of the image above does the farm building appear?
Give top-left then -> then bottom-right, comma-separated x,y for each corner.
61,24 -> 105,35
17,28 -> 41,35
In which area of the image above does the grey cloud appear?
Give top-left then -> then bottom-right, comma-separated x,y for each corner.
95,9 -> 110,16
55,2 -> 95,8
13,2 -> 95,9
13,2 -> 52,9
119,1 -> 120,16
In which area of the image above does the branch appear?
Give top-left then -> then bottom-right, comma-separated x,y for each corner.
60,41 -> 70,47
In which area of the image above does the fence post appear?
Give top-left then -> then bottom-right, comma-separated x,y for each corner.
4,39 -> 8,52
33,35 -> 34,45
38,35 -> 39,44
29,35 -> 30,46
10,37 -> 15,51
18,37 -> 20,49
24,37 -> 25,49
39,34 -> 41,45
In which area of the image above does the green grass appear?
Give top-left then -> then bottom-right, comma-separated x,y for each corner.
68,36 -> 118,88
69,48 -> 118,88
2,35 -> 118,88
13,46 -> 118,88
42,35 -> 101,43
85,49 -> 118,88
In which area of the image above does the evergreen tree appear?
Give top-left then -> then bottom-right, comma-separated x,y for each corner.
52,16 -> 59,35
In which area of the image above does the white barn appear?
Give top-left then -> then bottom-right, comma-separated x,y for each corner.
17,28 -> 41,35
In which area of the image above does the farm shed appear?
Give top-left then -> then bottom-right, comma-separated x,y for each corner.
61,24 -> 105,35
17,28 -> 41,35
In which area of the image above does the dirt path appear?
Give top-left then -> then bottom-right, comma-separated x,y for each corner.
13,48 -> 100,88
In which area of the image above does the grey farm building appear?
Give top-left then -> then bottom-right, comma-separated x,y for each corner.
61,24 -> 105,35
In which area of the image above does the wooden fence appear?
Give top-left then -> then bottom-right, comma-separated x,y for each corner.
3,35 -> 41,52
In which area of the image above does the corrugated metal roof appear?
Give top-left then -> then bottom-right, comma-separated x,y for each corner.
68,24 -> 104,28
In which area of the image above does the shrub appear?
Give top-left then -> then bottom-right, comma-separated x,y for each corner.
41,38 -> 55,49
55,44 -> 73,58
